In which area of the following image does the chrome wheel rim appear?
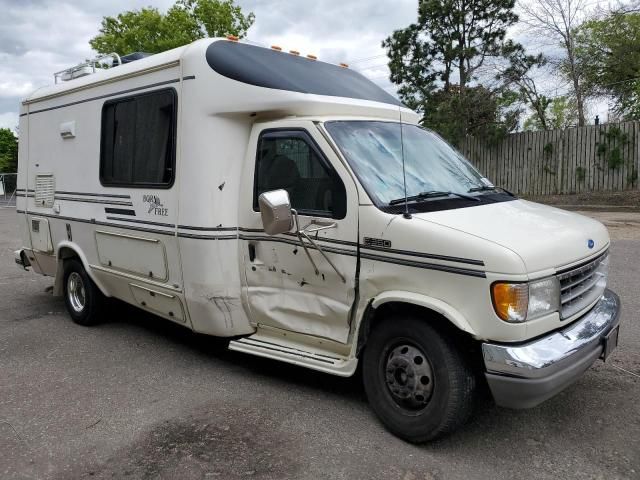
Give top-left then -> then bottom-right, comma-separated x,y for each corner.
67,272 -> 86,313
384,343 -> 434,411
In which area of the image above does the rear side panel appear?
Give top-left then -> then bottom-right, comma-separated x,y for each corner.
174,46 -> 255,337
16,106 -> 31,252
19,62 -> 190,327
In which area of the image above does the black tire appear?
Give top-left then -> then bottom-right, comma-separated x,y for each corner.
362,315 -> 476,443
62,258 -> 105,326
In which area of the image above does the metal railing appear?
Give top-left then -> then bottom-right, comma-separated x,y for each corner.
0,173 -> 17,207
54,53 -> 122,84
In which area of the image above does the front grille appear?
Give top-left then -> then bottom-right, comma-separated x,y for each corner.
557,252 -> 608,319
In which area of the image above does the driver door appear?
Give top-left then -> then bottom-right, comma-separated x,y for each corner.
238,122 -> 359,344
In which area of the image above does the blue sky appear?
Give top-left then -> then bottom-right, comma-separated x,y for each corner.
0,0 -> 611,131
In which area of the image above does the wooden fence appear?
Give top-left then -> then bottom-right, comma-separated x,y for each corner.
461,121 -> 640,195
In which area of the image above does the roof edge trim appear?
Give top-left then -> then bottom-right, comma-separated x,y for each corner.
23,60 -> 181,106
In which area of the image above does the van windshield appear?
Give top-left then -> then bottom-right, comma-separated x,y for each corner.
324,120 -> 492,209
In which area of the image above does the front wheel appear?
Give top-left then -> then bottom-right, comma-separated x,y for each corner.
362,315 -> 476,443
63,259 -> 105,326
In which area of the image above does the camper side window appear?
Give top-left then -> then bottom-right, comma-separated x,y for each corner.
100,89 -> 176,188
253,130 -> 346,219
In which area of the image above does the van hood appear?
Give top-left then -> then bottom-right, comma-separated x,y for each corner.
413,199 -> 609,273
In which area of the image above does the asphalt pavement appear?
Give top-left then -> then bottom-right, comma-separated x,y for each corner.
1,207 -> 638,480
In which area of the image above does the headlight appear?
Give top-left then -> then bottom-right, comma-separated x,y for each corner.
491,277 -> 560,323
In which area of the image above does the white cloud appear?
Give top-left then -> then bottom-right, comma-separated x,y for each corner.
0,79 -> 35,99
0,0 -> 415,122
0,0 -> 612,126
0,111 -> 18,131
236,0 -> 416,94
0,1 -> 102,124
0,0 -> 178,121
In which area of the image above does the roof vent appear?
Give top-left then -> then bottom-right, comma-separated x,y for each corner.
120,52 -> 151,64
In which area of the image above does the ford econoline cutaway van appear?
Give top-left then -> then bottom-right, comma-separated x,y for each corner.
14,37 -> 621,442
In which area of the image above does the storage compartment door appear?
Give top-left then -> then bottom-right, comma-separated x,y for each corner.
130,284 -> 185,323
29,217 -> 53,253
95,230 -> 168,281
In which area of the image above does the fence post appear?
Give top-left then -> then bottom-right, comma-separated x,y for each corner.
636,121 -> 640,190
0,173 -> 17,207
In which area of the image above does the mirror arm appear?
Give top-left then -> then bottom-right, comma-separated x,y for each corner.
292,209 -> 346,284
299,231 -> 346,283
302,224 -> 338,236
302,218 -> 338,231
292,209 -> 320,276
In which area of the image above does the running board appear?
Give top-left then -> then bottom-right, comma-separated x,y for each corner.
228,335 -> 357,377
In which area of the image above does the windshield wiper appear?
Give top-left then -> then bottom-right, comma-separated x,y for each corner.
389,190 -> 480,205
468,185 -> 515,197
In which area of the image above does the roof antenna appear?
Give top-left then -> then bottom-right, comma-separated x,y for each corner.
399,106 -> 411,219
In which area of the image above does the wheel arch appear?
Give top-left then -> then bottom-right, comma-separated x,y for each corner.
356,291 -> 478,357
54,242 -> 109,297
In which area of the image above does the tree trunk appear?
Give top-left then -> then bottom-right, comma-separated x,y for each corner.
459,61 -> 467,138
566,41 -> 586,126
574,76 -> 586,126
536,105 -> 548,130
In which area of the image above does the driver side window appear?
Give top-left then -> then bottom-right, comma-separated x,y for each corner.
253,131 -> 346,219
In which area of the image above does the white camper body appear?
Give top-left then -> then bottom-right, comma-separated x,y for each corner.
16,38 -> 621,442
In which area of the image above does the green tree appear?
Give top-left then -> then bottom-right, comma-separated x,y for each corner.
423,86 -> 520,145
523,96 -> 577,130
383,0 -> 520,144
498,40 -> 551,129
520,0 -> 589,126
90,0 -> 255,56
574,12 -> 640,119
0,128 -> 18,173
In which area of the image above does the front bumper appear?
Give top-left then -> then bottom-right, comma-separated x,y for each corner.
482,289 -> 621,409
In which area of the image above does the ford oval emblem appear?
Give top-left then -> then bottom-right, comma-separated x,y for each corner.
588,239 -> 595,249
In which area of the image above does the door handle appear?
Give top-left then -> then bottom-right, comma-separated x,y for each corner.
248,243 -> 256,262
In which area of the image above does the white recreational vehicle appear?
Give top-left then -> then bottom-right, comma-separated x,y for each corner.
15,37 -> 620,442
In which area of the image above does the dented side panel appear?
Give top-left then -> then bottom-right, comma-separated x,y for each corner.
174,57 -> 257,336
177,53 -> 255,237
238,120 -> 361,344
354,205 -> 531,343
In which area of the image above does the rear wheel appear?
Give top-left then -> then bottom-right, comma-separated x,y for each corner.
63,259 -> 105,326
362,315 -> 476,443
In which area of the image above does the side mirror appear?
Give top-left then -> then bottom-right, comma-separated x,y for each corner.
258,189 -> 293,235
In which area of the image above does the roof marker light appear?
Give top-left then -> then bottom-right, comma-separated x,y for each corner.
271,45 -> 282,51
340,62 -> 349,68
307,54 -> 317,60
226,35 -> 239,42
289,50 -> 300,56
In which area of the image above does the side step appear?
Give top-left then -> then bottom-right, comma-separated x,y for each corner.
228,335 -> 357,377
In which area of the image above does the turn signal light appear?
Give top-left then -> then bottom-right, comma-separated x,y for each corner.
226,35 -> 239,42
289,50 -> 300,56
271,45 -> 282,51
307,54 -> 317,60
491,283 -> 528,323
